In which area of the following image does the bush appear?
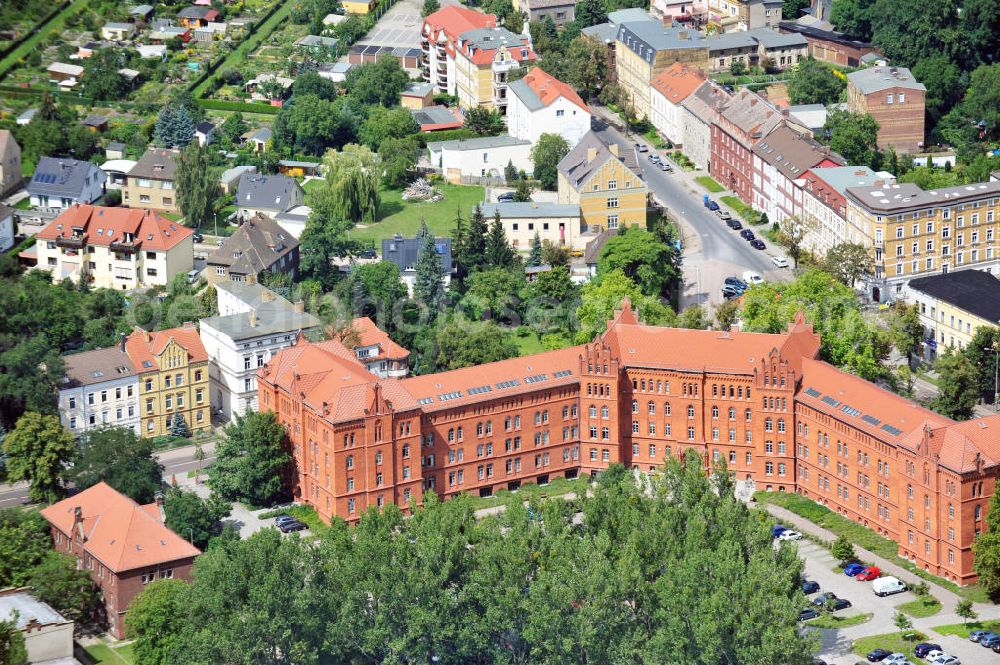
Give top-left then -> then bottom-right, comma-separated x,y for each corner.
832,535 -> 856,564
197,99 -> 280,114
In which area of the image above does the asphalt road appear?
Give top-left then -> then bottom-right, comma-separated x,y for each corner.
0,443 -> 216,508
591,118 -> 792,310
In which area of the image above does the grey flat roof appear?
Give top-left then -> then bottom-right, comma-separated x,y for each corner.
607,8 -> 652,24
412,105 -> 462,126
0,591 -> 69,629
846,180 -> 1000,213
706,31 -> 756,51
581,22 -> 616,42
404,82 -> 435,97
847,66 -> 925,94
618,21 -> 706,55
479,202 -> 581,218
202,283 -> 320,340
427,134 -> 531,151
806,165 -> 880,194
745,27 -> 807,48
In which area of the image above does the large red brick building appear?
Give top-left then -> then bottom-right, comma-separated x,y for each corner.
710,88 -> 784,204
259,304 -> 1000,585
41,482 -> 200,638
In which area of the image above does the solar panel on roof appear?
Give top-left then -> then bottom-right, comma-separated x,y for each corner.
841,404 -> 861,417
804,387 -> 820,398
821,395 -> 841,407
553,369 -> 573,378
524,373 -> 548,384
495,379 -> 520,389
881,424 -> 903,436
861,414 -> 881,427
418,397 -> 434,405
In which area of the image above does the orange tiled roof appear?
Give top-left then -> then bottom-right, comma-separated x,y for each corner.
423,5 -> 496,41
650,62 -> 706,105
40,482 -> 200,573
352,317 -> 410,361
520,67 -> 590,114
926,415 -> 1000,473
126,323 -> 208,373
36,204 -> 193,252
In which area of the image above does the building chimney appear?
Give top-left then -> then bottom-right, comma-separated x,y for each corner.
586,147 -> 597,163
133,325 -> 150,343
154,492 -> 166,523
294,300 -> 305,313
609,143 -> 619,157
119,332 -> 127,353
249,309 -> 258,327
662,15 -> 673,28
677,30 -> 688,40
73,506 -> 86,542
873,179 -> 885,188
261,290 -> 276,303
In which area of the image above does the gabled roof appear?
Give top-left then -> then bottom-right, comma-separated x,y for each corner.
412,105 -> 464,131
36,205 -> 192,252
62,346 -> 137,388
422,5 -> 496,44
351,316 -> 409,361
208,213 -> 299,276
650,62 -> 706,106
557,130 -> 643,189
28,157 -> 104,198
236,173 -> 303,212
715,88 -> 784,141
177,5 -> 218,19
40,482 -> 200,573
455,27 -> 535,65
751,124 -> 843,181
126,323 -> 207,373
679,79 -> 731,123
201,282 -> 320,341
127,147 -> 179,180
508,67 -> 590,114
908,270 -> 1000,325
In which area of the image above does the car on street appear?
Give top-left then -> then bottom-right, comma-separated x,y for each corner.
497,192 -> 515,202
750,239 -> 766,250
740,229 -> 755,241
722,285 -> 742,300
968,629 -> 990,642
855,566 -> 881,581
799,607 -> 819,621
913,643 -> 941,658
726,218 -> 743,230
724,277 -> 748,292
843,563 -> 867,577
980,633 -> 1000,648
811,592 -> 837,607
715,208 -> 732,220
659,162 -> 672,171
829,598 -> 852,611
778,530 -> 802,541
866,649 -> 893,662
929,656 -> 959,665
706,200 -> 720,211
648,154 -> 661,163
801,579 -> 820,594
742,271 -> 763,285
771,256 -> 789,268
192,232 -> 204,243
635,142 -> 648,152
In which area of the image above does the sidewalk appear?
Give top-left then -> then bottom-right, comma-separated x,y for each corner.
762,502 -> 1000,617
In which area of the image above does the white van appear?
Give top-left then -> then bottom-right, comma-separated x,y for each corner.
872,576 -> 907,597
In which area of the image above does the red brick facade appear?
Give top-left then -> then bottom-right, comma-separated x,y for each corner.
710,89 -> 783,204
259,305 -> 1000,585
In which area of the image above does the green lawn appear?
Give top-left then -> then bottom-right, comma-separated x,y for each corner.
851,631 -> 927,661
14,197 -> 31,210
259,504 -> 330,537
513,332 -> 546,356
755,491 -> 991,603
84,643 -> 134,665
932,619 -> 1000,638
695,176 -> 725,193
897,596 -> 942,618
806,612 -> 873,629
348,184 -> 485,244
462,475 -> 591,511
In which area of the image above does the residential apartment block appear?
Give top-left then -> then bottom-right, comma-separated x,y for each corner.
59,338 -> 141,436
557,131 -> 648,232
798,165 -> 887,256
207,213 -> 300,284
420,6 -> 497,96
33,205 -> 194,289
41,483 -> 199,638
678,79 -> 731,170
453,28 -> 536,113
200,281 -> 321,420
707,0 -> 781,32
127,323 -> 211,437
259,302 -> 1000,585
710,88 -> 783,204
649,62 -> 706,148
513,0 -> 575,26
479,202 -> 582,250
705,26 -> 807,72
507,67 -> 592,147
846,66 -> 926,153
908,269 -> 1000,360
28,157 -> 106,212
426,134 -> 533,183
844,179 -> 1000,300
123,147 -> 180,214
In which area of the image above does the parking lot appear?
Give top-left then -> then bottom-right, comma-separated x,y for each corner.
351,0 -> 461,50
791,536 -> 1000,665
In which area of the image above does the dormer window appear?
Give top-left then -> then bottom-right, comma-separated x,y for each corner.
233,251 -> 241,259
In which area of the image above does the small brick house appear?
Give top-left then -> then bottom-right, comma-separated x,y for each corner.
40,482 -> 200,638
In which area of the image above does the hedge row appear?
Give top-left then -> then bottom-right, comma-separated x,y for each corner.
197,98 -> 281,114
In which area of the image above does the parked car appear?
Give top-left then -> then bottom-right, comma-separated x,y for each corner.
811,592 -> 837,607
659,162 -> 672,171
726,218 -> 743,230
801,579 -> 820,594
278,519 -> 307,533
358,248 -> 378,259
872,576 -> 908,596
843,563 -> 867,577
913,643 -> 941,658
866,649 -> 893,662
929,656 -> 959,665
799,607 -> 819,621
742,271 -> 763,285
722,285 -> 742,300
829,598 -> 852,611
724,277 -> 748,292
648,153 -> 661,163
883,655 -> 911,665
771,256 -> 789,268
715,208 -> 732,220
740,229 -> 756,241
969,629 -> 990,642
497,192 -> 515,202
778,530 -> 802,541
855,566 -> 881,581
980,633 -> 1000,648
771,525 -> 788,537
635,142 -> 648,152
192,232 -> 204,243
750,239 -> 766,250
923,650 -> 944,661
705,199 -> 720,211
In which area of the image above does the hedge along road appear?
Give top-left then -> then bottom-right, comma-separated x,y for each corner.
0,0 -> 92,81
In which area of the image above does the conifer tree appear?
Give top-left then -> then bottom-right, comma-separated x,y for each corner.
154,104 -> 195,149
528,232 -> 543,267
485,210 -> 517,269
413,220 -> 445,311
450,208 -> 468,282
464,204 -> 488,274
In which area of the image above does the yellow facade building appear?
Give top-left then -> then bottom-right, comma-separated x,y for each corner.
844,179 -> 1000,301
453,27 -> 536,113
342,0 -> 375,14
557,131 -> 648,232
908,269 -> 1000,361
126,323 -> 211,438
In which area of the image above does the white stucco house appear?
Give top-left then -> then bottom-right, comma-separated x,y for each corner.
506,67 -> 592,148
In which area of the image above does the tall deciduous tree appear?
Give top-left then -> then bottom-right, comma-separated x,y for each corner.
463,107 -> 506,136
823,242 -> 873,288
80,48 -> 129,101
530,133 -> 570,190
597,225 -> 680,297
209,411 -> 290,507
28,552 -> 101,626
887,304 -> 923,365
164,488 -> 231,549
344,58 -> 412,107
175,141 -> 220,229
319,144 -> 381,225
126,579 -> 188,665
576,269 -> 676,341
962,327 -> 1000,402
960,64 -> 1000,140
435,320 -> 518,370
2,412 -> 76,503
565,36 -> 608,100
71,426 -> 163,504
359,106 -> 419,152
575,0 -> 607,27
0,619 -> 27,665
463,267 -> 523,321
787,57 -> 846,106
0,508 -> 51,587
348,261 -> 409,332
931,349 -> 980,420
823,109 -> 881,168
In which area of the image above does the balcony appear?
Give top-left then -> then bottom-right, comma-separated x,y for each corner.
56,236 -> 85,250
110,240 -> 136,253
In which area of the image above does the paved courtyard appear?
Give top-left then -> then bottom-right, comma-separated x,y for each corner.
352,0 -> 461,50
